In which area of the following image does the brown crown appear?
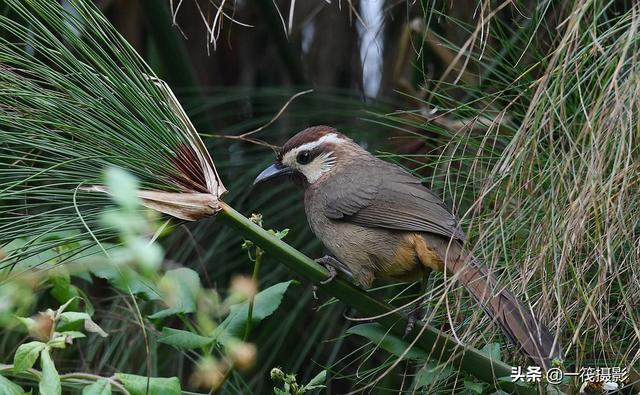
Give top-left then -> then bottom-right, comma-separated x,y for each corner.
277,125 -> 343,161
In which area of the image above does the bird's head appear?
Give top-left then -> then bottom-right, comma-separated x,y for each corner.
253,126 -> 360,187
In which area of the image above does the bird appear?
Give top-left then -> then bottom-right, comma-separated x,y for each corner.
253,125 -> 562,369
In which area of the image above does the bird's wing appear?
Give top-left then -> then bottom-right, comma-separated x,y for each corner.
324,160 -> 466,241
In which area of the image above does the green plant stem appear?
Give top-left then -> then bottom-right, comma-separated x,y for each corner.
60,373 -> 130,395
217,202 -> 536,394
0,364 -> 130,394
244,248 -> 263,341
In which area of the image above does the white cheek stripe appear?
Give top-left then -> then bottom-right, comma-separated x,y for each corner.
318,151 -> 336,171
305,151 -> 336,183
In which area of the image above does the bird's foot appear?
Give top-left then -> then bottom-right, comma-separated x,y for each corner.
312,256 -> 352,299
315,255 -> 352,284
319,264 -> 337,285
405,309 -> 419,336
405,270 -> 431,335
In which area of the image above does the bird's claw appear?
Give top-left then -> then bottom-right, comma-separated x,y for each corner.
313,256 -> 351,299
405,313 -> 416,336
315,256 -> 352,279
320,264 -> 337,284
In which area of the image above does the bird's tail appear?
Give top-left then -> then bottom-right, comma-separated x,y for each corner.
444,252 -> 563,369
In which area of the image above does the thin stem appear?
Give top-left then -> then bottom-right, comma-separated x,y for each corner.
60,373 -> 130,395
0,364 -> 130,395
204,88 -> 313,151
243,248 -> 263,341
0,364 -> 42,380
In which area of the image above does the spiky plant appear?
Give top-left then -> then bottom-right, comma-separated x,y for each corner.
0,1 -> 534,394
0,0 -> 228,261
358,1 -> 640,392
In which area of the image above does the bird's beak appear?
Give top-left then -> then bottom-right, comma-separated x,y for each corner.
253,163 -> 293,185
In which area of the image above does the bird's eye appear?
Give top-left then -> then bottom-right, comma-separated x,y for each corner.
296,150 -> 312,165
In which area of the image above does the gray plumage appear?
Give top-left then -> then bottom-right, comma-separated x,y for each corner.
322,160 -> 466,241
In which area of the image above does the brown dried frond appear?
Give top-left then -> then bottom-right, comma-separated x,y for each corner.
170,143 -> 209,193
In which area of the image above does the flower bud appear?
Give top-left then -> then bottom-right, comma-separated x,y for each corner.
230,275 -> 257,301
29,311 -> 55,341
189,357 -> 227,390
270,367 -> 285,381
228,342 -> 256,371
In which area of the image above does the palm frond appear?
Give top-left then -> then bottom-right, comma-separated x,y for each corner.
0,0 -> 223,271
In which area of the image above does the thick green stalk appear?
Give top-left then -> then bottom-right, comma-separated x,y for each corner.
217,202 -> 537,394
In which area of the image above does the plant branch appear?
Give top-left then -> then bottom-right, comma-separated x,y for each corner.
204,88 -> 314,150
216,202 -> 536,394
244,247 -> 263,341
0,364 -> 130,394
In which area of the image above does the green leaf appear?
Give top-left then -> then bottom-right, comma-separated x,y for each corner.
91,264 -> 160,300
15,317 -> 36,332
413,363 -> 453,389
545,384 -> 565,395
105,167 -> 141,210
346,323 -> 428,360
13,341 -> 46,372
149,268 -> 201,319
303,370 -> 327,390
269,228 -> 289,240
75,288 -> 96,315
213,281 -> 292,340
57,311 -> 107,337
55,297 -> 81,318
497,376 -> 530,387
39,348 -> 61,395
84,318 -> 108,337
464,380 -> 486,394
82,379 -> 112,395
49,273 -> 81,309
114,373 -> 181,395
1,239 -> 58,272
481,343 -> 501,361
128,238 -> 163,273
60,331 -> 87,340
48,335 -> 70,349
157,327 -> 213,350
58,311 -> 91,324
0,375 -> 26,395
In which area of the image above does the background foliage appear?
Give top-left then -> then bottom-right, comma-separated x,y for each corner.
1,0 -> 639,394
